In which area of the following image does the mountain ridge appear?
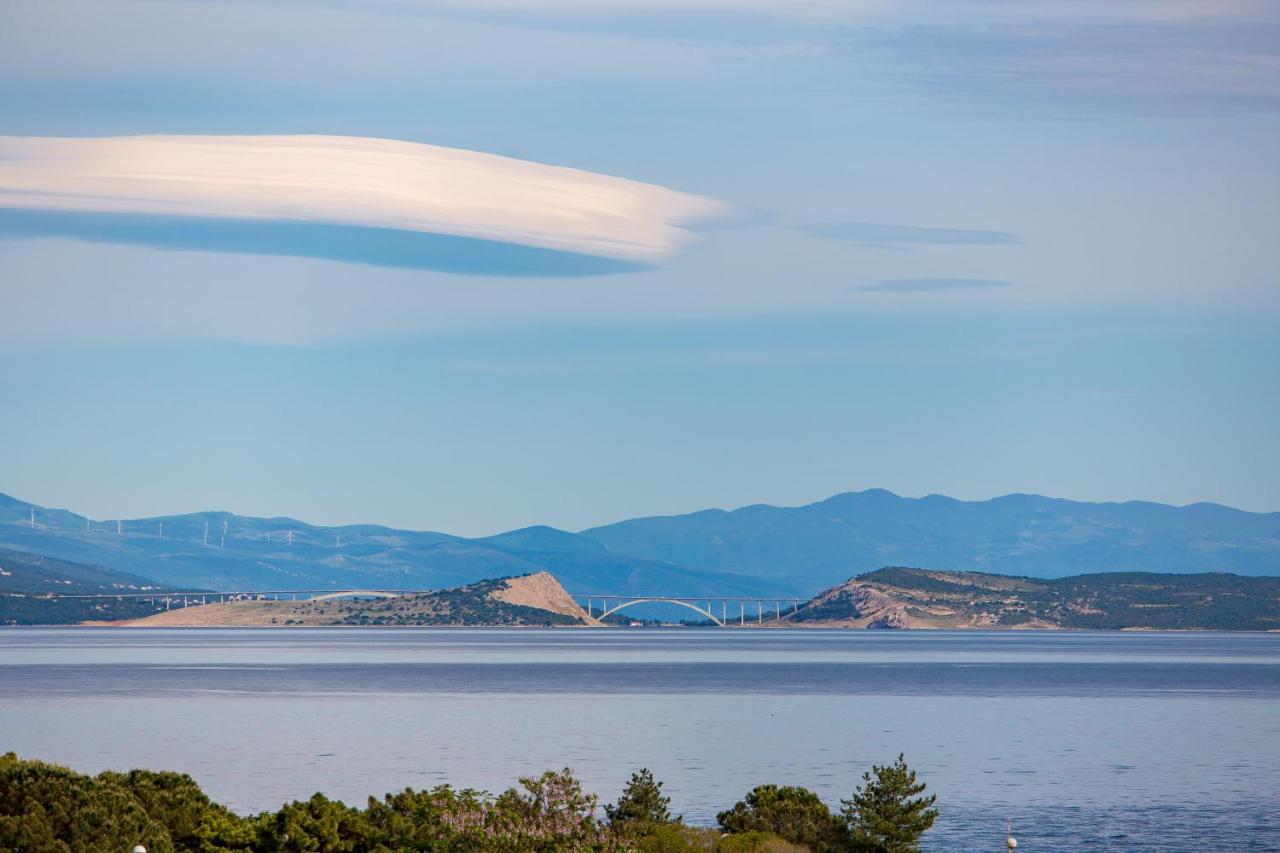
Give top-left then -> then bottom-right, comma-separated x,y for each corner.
580,488 -> 1280,588
0,491 -> 771,597
1,488 -> 1276,597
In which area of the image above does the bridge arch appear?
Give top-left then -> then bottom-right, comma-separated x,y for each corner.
596,598 -> 725,627
307,590 -> 401,602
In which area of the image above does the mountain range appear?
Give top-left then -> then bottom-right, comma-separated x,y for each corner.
1,489 -> 1276,597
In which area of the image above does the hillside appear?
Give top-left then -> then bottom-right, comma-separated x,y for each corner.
784,567 -> 1280,631
0,547 -> 168,595
0,548 -> 184,625
582,489 -> 1280,590
122,571 -> 599,627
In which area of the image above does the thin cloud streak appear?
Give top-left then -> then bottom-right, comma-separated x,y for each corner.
852,278 -> 1016,293
0,134 -> 729,268
799,221 -> 1020,249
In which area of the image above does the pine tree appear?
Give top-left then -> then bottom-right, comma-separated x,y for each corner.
840,754 -> 938,853
606,768 -> 673,832
717,784 -> 847,851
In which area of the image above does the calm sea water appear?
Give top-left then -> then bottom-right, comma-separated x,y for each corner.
1,628 -> 1277,850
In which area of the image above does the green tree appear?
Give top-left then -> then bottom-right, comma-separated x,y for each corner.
0,753 -> 174,853
262,792 -> 370,853
716,784 -> 845,851
606,769 -> 674,834
191,808 -> 263,853
839,755 -> 937,853
363,784 -> 485,852
100,768 -> 249,853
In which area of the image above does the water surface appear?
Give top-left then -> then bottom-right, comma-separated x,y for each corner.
2,628 -> 1276,850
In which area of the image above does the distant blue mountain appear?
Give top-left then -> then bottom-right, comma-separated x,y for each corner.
580,489 -> 1280,591
0,493 -> 770,597
1,489 -> 1276,598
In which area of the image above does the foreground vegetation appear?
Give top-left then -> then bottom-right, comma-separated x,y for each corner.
0,753 -> 936,852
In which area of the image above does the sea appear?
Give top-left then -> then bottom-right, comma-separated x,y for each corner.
1,628 -> 1276,850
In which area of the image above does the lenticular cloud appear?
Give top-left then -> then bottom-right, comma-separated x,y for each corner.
0,134 -> 728,267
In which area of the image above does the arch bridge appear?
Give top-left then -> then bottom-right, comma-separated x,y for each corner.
573,595 -> 803,627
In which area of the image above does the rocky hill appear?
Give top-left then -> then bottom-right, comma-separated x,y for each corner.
121,571 -> 598,627
0,548 -> 186,625
784,567 -> 1280,631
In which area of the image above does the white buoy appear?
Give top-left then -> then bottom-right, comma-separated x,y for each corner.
1006,817 -> 1018,849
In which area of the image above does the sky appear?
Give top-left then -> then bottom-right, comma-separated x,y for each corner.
1,0 -> 1277,535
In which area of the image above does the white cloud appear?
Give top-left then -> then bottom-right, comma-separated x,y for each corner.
0,134 -> 728,263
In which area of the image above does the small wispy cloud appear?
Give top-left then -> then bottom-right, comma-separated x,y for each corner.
851,277 -> 1016,293
798,221 -> 1019,249
831,14 -> 1280,116
0,134 -> 729,275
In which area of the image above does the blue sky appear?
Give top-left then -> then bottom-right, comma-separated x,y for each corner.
1,0 -> 1277,535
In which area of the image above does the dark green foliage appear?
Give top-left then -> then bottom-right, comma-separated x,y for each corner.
717,785 -> 847,851
607,769 -> 674,834
262,793 -> 370,852
363,784 -> 486,851
0,752 -> 174,853
98,768 -> 247,852
840,755 -> 937,853
1,752 -> 946,853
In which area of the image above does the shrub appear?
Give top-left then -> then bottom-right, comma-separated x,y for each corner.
717,831 -> 811,852
717,785 -> 845,851
482,768 -> 622,851
634,823 -> 719,852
